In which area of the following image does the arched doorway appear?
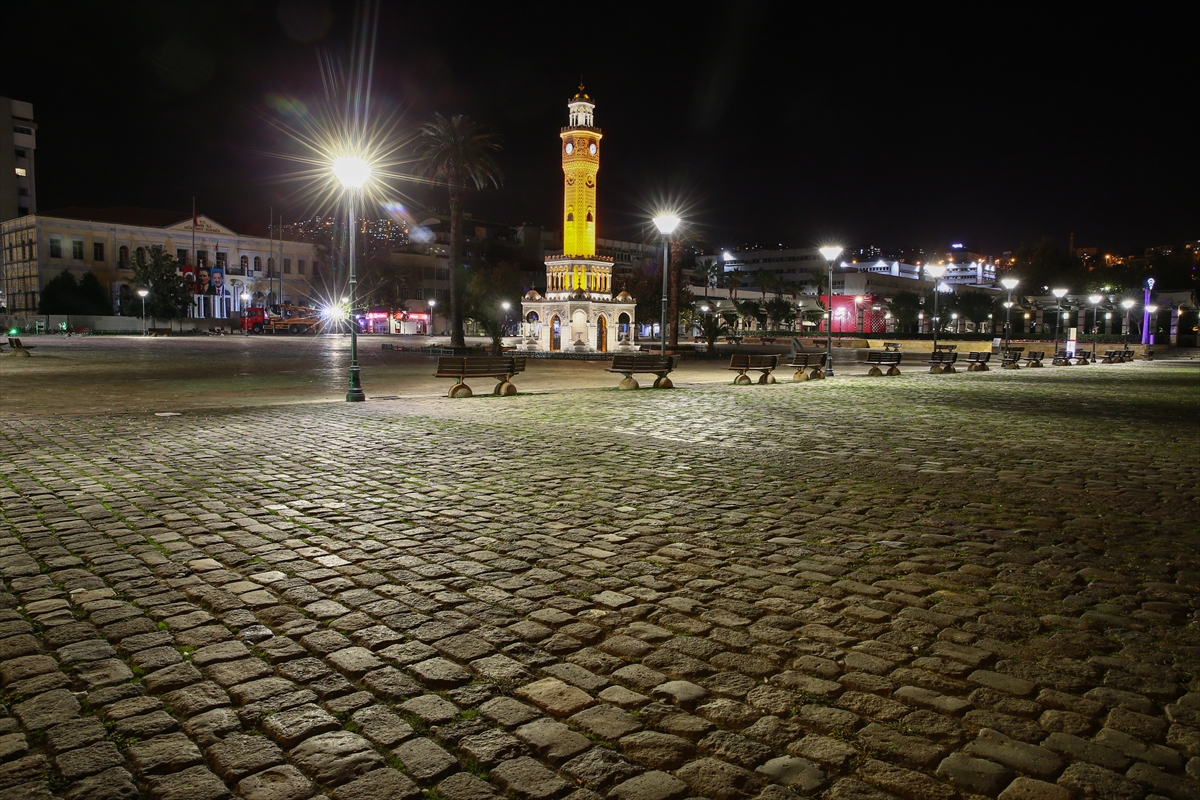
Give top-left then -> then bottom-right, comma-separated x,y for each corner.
618,312 -> 631,345
550,315 -> 561,351
596,314 -> 607,352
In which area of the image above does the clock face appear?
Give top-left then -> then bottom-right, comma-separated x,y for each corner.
589,142 -> 597,155
564,142 -> 574,155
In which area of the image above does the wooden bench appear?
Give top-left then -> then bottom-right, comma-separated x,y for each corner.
1001,347 -> 1023,369
863,351 -> 902,376
7,337 -> 35,357
965,351 -> 992,371
934,344 -> 957,353
1052,349 -> 1076,366
785,352 -> 827,381
726,354 -> 780,385
1022,350 -> 1046,368
609,354 -> 681,390
927,350 -> 958,374
1101,349 -> 1123,364
883,342 -> 902,352
434,356 -> 526,398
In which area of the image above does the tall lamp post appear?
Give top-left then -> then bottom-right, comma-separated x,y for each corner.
501,301 -> 511,338
1145,304 -> 1159,346
924,263 -> 948,355
1000,277 -> 1019,358
652,215 -> 681,356
137,289 -> 149,335
333,156 -> 371,402
818,246 -> 843,376
428,299 -> 437,337
1088,294 -> 1103,362
1121,299 -> 1135,348
1051,288 -> 1068,362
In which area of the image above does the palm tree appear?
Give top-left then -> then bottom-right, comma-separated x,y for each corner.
414,113 -> 503,347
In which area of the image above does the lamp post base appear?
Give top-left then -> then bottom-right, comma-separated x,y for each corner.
346,366 -> 366,402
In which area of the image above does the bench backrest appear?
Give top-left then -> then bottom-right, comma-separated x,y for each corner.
438,356 -> 520,375
929,351 -> 957,362
611,354 -> 678,372
867,351 -> 902,364
9,338 -> 21,347
967,351 -> 991,361
787,352 -> 827,367
1025,351 -> 1045,359
730,354 -> 778,369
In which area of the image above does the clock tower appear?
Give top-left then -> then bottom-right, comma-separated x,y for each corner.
520,87 -> 635,355
561,87 -> 601,258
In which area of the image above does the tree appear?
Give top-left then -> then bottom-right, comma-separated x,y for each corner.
888,290 -> 923,334
764,297 -> 796,330
37,269 -> 112,315
696,311 -> 730,353
955,291 -> 996,332
737,299 -> 767,330
130,246 -> 190,325
414,113 -> 504,347
614,263 -> 664,330
1012,237 -> 1085,291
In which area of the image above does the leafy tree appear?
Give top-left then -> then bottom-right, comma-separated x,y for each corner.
764,297 -> 796,330
695,311 -> 730,353
614,263 -> 665,331
725,270 -> 744,300
888,290 -> 923,334
415,113 -> 504,347
954,291 -> 996,331
736,299 -> 767,330
37,269 -> 112,315
130,246 -> 190,324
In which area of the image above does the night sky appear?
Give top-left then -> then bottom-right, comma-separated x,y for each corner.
11,1 -> 1197,254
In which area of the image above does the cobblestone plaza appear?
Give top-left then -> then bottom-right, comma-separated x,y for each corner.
1,341 -> 1198,800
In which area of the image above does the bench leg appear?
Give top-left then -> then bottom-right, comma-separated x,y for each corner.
494,380 -> 517,396
793,369 -> 810,381
809,367 -> 825,380
944,365 -> 956,374
1004,361 -> 1020,369
448,381 -> 473,398
886,366 -> 901,376
11,348 -> 30,357
733,370 -> 752,385
867,366 -> 882,376
618,374 -> 639,390
653,374 -> 673,389
929,364 -> 943,374
758,372 -> 775,384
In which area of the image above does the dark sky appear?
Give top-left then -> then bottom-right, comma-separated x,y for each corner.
10,1 -> 1197,254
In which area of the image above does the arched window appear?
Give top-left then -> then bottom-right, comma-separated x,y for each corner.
566,212 -> 574,222
586,210 -> 594,223
135,246 -> 145,263
240,255 -> 249,272
118,246 -> 129,266
253,256 -> 262,272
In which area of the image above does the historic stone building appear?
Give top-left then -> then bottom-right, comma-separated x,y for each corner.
520,88 -> 635,352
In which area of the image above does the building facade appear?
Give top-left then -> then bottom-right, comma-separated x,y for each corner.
521,89 -> 634,352
0,98 -> 37,222
1,207 -> 320,319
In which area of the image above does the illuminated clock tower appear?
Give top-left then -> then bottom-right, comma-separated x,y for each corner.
561,89 -> 601,257
520,87 -> 635,354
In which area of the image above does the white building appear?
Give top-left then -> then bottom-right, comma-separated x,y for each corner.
0,98 -> 36,222
1,207 -> 321,319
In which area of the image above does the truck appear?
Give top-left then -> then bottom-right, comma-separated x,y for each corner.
241,304 -> 325,334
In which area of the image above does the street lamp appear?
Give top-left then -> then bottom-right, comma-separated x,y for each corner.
951,312 -> 959,334
501,301 -> 511,337
818,246 -> 843,376
1145,304 -> 1159,346
1121,299 -> 1135,348
1000,277 -> 1019,357
854,295 -> 865,333
653,215 -> 682,356
1088,294 -> 1103,362
137,289 -> 149,335
428,299 -> 437,337
924,263 -> 948,357
332,155 -> 371,402
1051,288 -> 1068,362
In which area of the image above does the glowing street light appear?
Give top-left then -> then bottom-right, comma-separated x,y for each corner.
1000,277 -> 1019,359
335,156 -> 372,402
137,289 -> 149,335
1088,294 -> 1103,362
1146,304 -> 1159,346
1121,299 -> 1136,347
819,246 -> 843,376
428,299 -> 437,337
1051,288 -> 1068,362
653,215 -> 682,356
925,263 -> 948,359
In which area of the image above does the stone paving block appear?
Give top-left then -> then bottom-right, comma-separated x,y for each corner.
262,703 -> 340,748
998,776 -> 1070,800
146,764 -> 232,800
935,751 -> 1013,795
331,768 -> 422,800
517,677 -> 595,716
858,758 -> 955,800
61,766 -> 139,800
1057,762 -> 1144,800
676,757 -> 763,800
54,740 -> 125,781
351,705 -> 416,747
492,755 -> 571,800
289,730 -> 383,786
126,732 -> 205,775
439,771 -> 500,800
235,764 -> 315,800
393,736 -> 457,782
964,727 -> 1063,779
571,704 -> 642,740
515,718 -> 592,763
13,688 -> 80,729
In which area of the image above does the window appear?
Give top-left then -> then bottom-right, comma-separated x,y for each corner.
253,256 -> 262,272
177,249 -> 188,265
216,252 -> 227,268
283,258 -> 291,274
197,250 -> 208,266
119,246 -> 129,266
136,247 -> 145,263
17,188 -> 28,196
297,259 -> 306,275
436,268 -> 448,281
49,238 -> 62,258
240,255 -> 249,273
14,149 -> 26,158
14,168 -> 26,177
94,242 -> 105,262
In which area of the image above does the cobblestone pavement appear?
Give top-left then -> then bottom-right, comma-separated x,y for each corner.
1,361 -> 1198,800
